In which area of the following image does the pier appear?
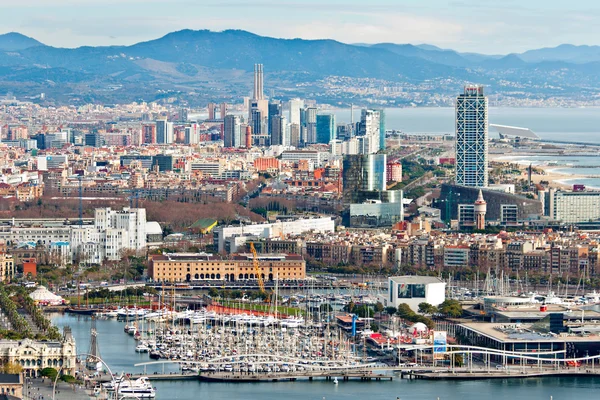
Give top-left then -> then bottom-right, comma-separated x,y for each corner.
401,367 -> 600,380
198,371 -> 393,382
116,370 -> 393,383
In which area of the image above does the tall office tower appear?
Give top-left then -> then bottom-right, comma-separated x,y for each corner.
142,124 -> 156,144
224,115 -> 242,148
342,154 -> 387,204
316,114 -> 336,144
270,115 -> 287,146
289,98 -> 304,126
219,103 -> 227,120
455,85 -> 488,188
253,64 -> 264,100
378,109 -> 386,151
185,124 -> 199,145
156,119 -> 167,144
289,123 -> 301,148
268,101 -> 282,136
358,109 -> 381,154
251,110 -> 263,135
207,103 -> 216,120
305,107 -> 317,144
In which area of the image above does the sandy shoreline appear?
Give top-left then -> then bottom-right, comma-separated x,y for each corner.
491,154 -> 595,190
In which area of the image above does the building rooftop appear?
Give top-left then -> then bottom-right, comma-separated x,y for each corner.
460,322 -> 600,343
389,276 -> 445,285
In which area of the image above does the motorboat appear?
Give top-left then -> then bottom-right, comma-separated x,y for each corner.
135,343 -> 150,353
105,376 -> 156,399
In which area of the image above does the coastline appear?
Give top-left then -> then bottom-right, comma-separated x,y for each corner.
491,154 -> 597,190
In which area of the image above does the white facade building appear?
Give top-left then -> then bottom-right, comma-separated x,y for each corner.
214,217 -> 335,253
547,189 -> 600,223
385,276 -> 446,311
72,207 -> 147,263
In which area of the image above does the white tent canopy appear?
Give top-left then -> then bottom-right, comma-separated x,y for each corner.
29,286 -> 64,305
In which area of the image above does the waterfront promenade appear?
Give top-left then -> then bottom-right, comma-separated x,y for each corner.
23,377 -> 92,400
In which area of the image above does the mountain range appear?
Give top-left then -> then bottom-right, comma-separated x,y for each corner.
1,29 -> 600,104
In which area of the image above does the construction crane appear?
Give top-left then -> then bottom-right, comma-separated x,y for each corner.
249,242 -> 268,301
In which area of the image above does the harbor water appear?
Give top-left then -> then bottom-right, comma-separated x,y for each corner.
52,314 -> 600,400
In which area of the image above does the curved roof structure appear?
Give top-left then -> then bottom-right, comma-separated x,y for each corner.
490,124 -> 539,139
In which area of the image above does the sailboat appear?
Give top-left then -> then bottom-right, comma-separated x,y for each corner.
66,282 -> 96,315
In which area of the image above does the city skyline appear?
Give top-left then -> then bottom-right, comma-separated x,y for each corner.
1,0 -> 600,53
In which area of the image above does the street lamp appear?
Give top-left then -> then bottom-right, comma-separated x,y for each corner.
53,353 -> 117,400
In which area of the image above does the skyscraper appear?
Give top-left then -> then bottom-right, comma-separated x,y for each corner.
155,119 -> 173,144
249,64 -> 268,135
253,64 -> 264,100
342,154 -> 387,203
378,109 -> 386,151
270,115 -> 287,146
268,101 -> 282,136
289,99 -> 304,126
455,85 -> 488,188
207,103 -> 216,120
224,115 -> 242,148
289,123 -> 300,148
305,107 -> 317,144
219,103 -> 227,120
251,109 -> 263,135
316,114 -> 336,144
185,124 -> 199,145
358,109 -> 381,154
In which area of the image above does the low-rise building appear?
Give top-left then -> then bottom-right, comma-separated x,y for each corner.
148,252 -> 306,282
0,329 -> 76,378
384,276 -> 446,311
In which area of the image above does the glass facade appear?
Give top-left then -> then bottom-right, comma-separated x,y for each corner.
316,114 -> 336,144
342,154 -> 387,203
397,283 -> 426,299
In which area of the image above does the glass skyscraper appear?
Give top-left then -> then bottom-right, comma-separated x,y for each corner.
342,154 -> 387,203
316,114 -> 336,144
455,85 -> 488,188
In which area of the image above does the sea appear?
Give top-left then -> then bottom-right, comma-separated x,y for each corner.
52,314 -> 600,400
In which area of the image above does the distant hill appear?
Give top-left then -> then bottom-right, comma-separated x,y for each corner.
519,44 -> 600,64
0,32 -> 44,51
0,29 -> 600,104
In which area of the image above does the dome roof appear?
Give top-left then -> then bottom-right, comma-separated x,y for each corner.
29,286 -> 64,303
409,322 -> 429,332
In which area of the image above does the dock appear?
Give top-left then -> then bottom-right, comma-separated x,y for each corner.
401,368 -> 600,380
198,371 -> 393,382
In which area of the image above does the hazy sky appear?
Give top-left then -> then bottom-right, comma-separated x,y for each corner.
1,0 -> 599,53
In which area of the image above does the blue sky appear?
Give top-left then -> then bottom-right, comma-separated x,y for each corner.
1,0 -> 599,53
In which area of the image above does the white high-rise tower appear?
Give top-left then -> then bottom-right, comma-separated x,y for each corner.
455,85 -> 488,187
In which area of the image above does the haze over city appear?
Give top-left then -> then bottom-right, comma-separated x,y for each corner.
2,0 -> 600,53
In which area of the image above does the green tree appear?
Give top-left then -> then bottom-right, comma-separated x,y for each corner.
438,299 -> 463,318
374,302 -> 384,313
385,306 -> 397,316
40,367 -> 58,381
418,302 -> 437,315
